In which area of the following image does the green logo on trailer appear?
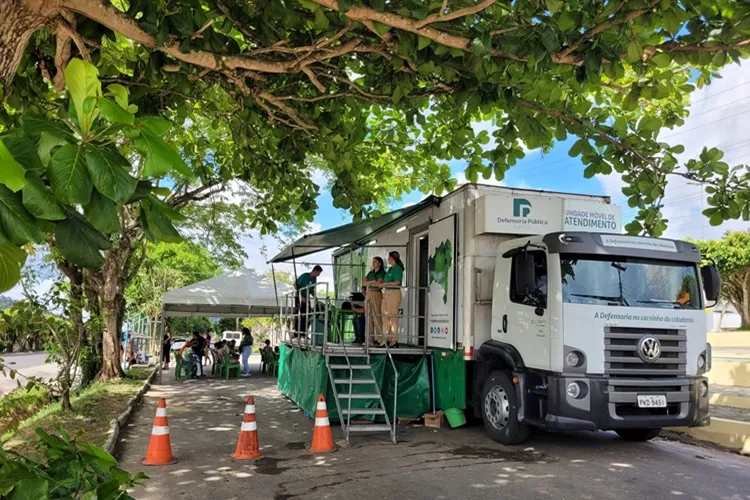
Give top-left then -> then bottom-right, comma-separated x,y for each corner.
513,198 -> 532,217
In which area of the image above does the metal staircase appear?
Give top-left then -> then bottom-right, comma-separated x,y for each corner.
325,350 -> 396,443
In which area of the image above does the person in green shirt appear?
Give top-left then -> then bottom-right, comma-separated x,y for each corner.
379,251 -> 405,348
294,265 -> 323,335
362,257 -> 386,345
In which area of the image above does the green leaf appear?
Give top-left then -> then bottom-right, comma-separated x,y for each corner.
148,195 -> 186,222
55,213 -> 111,268
0,185 -> 44,245
21,172 -> 65,221
0,140 -> 27,192
85,144 -> 138,204
471,35 -> 492,56
38,133 -> 68,167
314,9 -> 330,31
20,116 -> 76,142
370,0 -> 385,11
4,137 -> 42,174
106,83 -> 129,109
638,116 -> 662,133
132,118 -> 191,178
0,238 -> 26,294
708,211 -> 724,226
546,0 -> 563,13
627,40 -> 642,63
141,199 -> 181,242
418,36 -> 431,50
64,59 -> 102,132
84,190 -> 120,233
336,0 -> 350,13
98,97 -> 134,125
711,50 -> 727,67
558,12 -> 579,31
670,144 -> 685,154
48,144 -> 93,204
127,181 -> 153,203
651,52 -> 671,68
9,478 -> 48,500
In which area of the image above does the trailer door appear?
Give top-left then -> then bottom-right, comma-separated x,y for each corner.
426,214 -> 457,350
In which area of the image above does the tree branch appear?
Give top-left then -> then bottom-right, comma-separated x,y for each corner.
301,66 -> 326,93
558,0 -> 660,59
415,0 -> 496,29
214,0 -> 258,42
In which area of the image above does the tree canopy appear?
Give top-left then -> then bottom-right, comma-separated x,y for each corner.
1,0 -> 749,241
693,231 -> 750,328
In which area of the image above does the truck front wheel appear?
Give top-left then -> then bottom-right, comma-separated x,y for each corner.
481,371 -> 530,445
615,428 -> 662,442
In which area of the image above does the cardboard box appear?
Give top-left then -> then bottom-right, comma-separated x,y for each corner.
424,410 -> 446,429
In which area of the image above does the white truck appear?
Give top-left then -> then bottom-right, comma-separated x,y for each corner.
330,184 -> 720,444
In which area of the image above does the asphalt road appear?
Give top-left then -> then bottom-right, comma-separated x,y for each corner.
0,352 -> 58,395
118,375 -> 750,500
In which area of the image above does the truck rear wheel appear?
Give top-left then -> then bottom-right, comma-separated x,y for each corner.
481,371 -> 529,445
615,428 -> 662,442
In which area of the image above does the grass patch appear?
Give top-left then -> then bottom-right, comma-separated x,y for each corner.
0,386 -> 52,436
1,367 -> 153,459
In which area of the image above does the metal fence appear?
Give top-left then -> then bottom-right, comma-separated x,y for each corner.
279,284 -> 429,354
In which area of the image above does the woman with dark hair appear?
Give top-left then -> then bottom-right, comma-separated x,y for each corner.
362,257 -> 386,344
239,327 -> 254,377
379,251 -> 405,348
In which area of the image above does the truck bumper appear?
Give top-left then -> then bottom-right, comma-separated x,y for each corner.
538,375 -> 710,431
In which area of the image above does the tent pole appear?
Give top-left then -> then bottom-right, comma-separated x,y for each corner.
158,276 -> 167,385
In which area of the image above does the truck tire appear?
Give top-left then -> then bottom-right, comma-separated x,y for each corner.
481,371 -> 530,445
615,428 -> 662,442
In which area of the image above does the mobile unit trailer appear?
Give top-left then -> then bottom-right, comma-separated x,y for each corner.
273,183 -> 720,444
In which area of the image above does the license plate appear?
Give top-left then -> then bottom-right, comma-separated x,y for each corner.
637,395 -> 667,408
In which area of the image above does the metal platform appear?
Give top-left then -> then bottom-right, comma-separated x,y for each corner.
286,340 -> 429,357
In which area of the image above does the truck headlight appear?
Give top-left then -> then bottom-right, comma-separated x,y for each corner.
700,380 -> 709,398
566,381 -> 587,399
567,382 -> 581,399
697,354 -> 706,370
565,350 -> 585,368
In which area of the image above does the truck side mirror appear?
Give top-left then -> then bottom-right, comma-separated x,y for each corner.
514,252 -> 536,297
701,264 -> 720,307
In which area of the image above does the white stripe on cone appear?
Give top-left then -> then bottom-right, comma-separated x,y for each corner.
152,426 -> 170,435
155,408 -> 168,417
317,402 -> 327,410
315,417 -> 330,426
244,405 -> 256,414
241,421 -> 258,432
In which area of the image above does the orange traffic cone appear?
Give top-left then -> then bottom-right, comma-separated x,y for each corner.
308,393 -> 336,454
232,396 -> 262,460
142,398 -> 177,465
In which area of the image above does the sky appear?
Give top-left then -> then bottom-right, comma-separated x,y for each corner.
5,61 -> 750,300
244,60 -> 750,282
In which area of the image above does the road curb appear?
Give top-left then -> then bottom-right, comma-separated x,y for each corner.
104,368 -> 157,455
673,417 -> 750,456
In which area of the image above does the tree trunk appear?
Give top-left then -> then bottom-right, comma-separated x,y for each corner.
100,269 -> 123,380
741,276 -> 750,329
0,0 -> 60,85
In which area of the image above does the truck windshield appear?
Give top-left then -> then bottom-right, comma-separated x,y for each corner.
560,255 -> 701,310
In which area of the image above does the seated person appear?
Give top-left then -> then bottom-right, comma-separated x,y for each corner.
262,339 -> 273,353
179,342 -> 199,378
228,340 -> 237,353
351,287 -> 366,345
215,340 -> 240,363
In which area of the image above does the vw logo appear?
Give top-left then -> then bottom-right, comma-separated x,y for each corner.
637,336 -> 662,363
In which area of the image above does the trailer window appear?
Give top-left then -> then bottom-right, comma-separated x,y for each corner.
510,251 -> 547,309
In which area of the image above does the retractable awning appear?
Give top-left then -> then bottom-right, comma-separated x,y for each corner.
269,196 -> 437,263
162,268 -> 293,318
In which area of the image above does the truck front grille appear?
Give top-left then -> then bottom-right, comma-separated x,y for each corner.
604,326 -> 687,376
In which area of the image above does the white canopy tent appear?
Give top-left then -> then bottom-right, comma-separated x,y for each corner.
162,268 -> 293,318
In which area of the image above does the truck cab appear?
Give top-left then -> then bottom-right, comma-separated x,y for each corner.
475,231 -> 720,444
